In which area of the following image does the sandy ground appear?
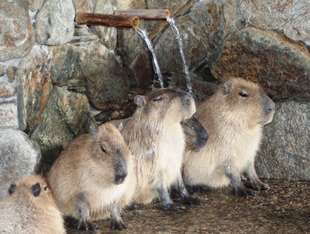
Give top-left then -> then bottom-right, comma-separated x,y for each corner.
67,179 -> 310,233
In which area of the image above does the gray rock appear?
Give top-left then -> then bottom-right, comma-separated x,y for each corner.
28,0 -> 43,11
0,98 -> 18,129
6,66 -> 17,83
92,0 -> 118,50
284,5 -> 310,42
0,64 -> 4,76
0,84 -> 16,98
35,0 -> 75,45
16,46 -> 53,132
0,129 -> 41,200
72,0 -> 92,12
256,100 -> 310,180
79,41 -> 130,110
0,0 -> 35,61
30,86 -> 95,173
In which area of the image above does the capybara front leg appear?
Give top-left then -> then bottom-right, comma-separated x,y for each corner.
177,176 -> 201,205
156,185 -> 185,210
110,202 -> 127,230
226,166 -> 256,196
75,193 -> 98,231
246,161 -> 270,191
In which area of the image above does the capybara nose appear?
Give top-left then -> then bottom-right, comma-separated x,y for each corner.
200,131 -> 208,142
114,173 -> 127,185
267,100 -> 275,113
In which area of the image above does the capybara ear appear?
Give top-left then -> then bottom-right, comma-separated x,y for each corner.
31,183 -> 41,197
134,95 -> 147,107
223,81 -> 232,95
89,122 -> 99,138
9,184 -> 17,195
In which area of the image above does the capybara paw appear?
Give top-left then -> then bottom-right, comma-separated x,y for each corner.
183,195 -> 202,205
78,221 -> 98,231
235,187 -> 256,197
252,182 -> 270,191
162,203 -> 186,211
111,219 -> 127,230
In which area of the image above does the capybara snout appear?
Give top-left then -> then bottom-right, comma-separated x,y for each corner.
114,154 -> 128,185
262,92 -> 275,124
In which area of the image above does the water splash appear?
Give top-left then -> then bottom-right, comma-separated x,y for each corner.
136,28 -> 164,89
167,17 -> 193,94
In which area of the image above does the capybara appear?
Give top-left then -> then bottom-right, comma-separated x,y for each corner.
110,115 -> 208,152
0,174 -> 65,234
121,88 -> 201,210
47,123 -> 135,230
183,78 -> 275,196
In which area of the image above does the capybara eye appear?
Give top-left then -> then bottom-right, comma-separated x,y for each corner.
101,146 -> 107,153
239,92 -> 249,97
153,96 -> 163,102
44,186 -> 48,191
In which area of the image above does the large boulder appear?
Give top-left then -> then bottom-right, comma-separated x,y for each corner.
0,129 -> 41,200
0,0 -> 35,61
256,100 -> 310,180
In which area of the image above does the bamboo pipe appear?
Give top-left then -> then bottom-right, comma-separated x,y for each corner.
114,9 -> 170,20
75,12 -> 140,29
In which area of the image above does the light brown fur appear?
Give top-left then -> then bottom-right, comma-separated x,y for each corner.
47,123 -> 135,230
0,174 -> 65,234
183,78 -> 275,196
121,88 -> 201,210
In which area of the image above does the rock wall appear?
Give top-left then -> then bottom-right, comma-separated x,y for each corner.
0,0 -> 309,195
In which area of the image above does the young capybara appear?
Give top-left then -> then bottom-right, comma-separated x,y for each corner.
121,88 -> 201,210
183,78 -> 275,196
0,174 -> 65,234
47,123 -> 135,231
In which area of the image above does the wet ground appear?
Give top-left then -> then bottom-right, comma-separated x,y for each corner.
67,179 -> 309,233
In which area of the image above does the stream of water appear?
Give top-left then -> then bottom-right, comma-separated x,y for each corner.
167,17 -> 193,94
136,28 -> 164,89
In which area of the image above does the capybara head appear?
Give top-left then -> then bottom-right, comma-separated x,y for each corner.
9,175 -> 54,203
89,123 -> 129,185
219,78 -> 275,128
181,116 -> 208,152
133,88 -> 196,124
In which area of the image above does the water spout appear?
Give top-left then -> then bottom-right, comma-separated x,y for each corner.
136,28 -> 164,89
167,17 -> 193,94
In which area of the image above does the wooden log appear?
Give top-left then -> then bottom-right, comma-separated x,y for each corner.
75,12 -> 140,29
114,9 -> 170,20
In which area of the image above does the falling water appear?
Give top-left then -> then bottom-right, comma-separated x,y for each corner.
167,17 -> 193,94
136,28 -> 164,89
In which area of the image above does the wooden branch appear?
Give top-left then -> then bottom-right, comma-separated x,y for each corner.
75,12 -> 140,29
114,9 -> 170,20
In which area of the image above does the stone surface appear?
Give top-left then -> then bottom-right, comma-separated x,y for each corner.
28,0 -> 43,11
16,46 -> 53,132
0,64 -> 4,76
0,0 -> 35,61
256,100 -> 310,180
6,66 -> 17,83
72,0 -> 92,12
35,0 -> 75,45
92,0 -> 118,50
0,83 -> 16,98
79,41 -> 130,110
210,27 -> 310,100
0,129 -> 41,200
30,86 -> 95,172
284,4 -> 310,42
0,98 -> 18,128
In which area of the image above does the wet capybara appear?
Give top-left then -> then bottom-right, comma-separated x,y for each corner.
47,123 -> 135,230
121,88 -> 201,210
183,78 -> 275,196
0,174 -> 65,234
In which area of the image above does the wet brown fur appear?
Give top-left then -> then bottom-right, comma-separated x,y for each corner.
0,174 -> 65,234
183,78 -> 275,196
47,123 -> 134,230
